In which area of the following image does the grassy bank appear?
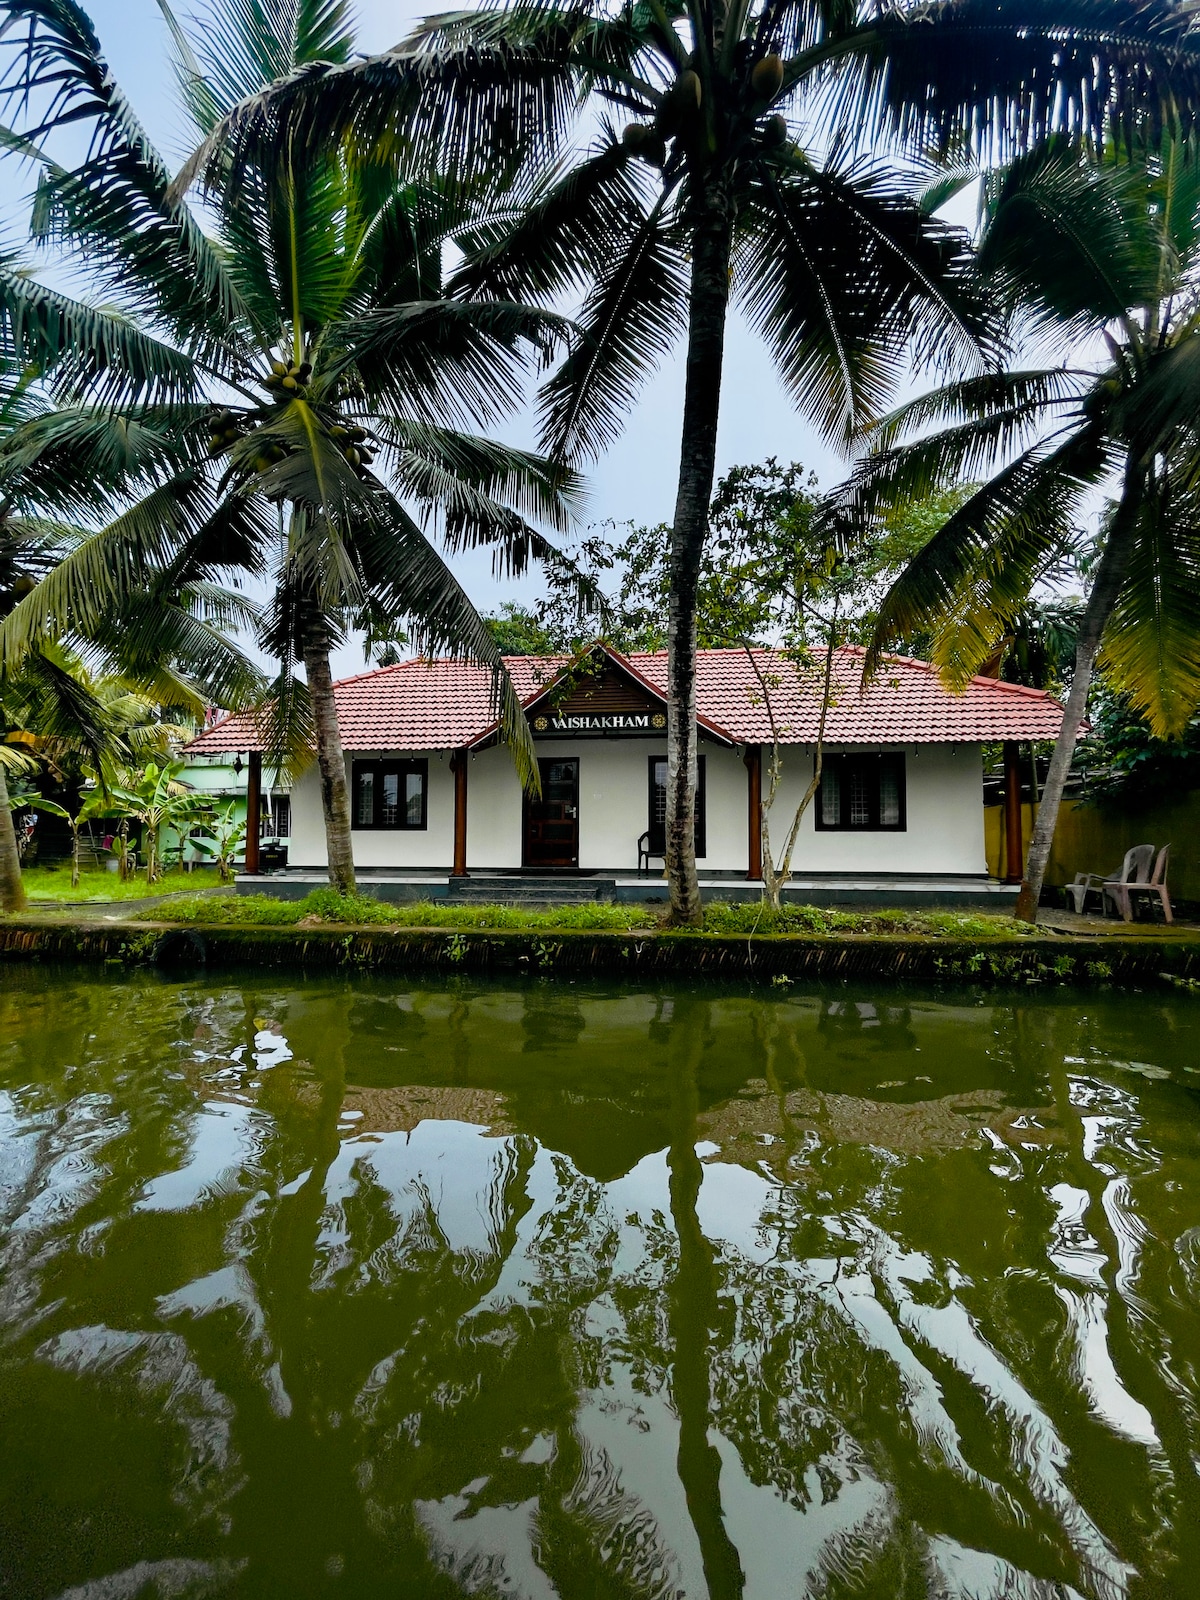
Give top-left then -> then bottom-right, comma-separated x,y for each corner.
23,866 -> 224,904
142,888 -> 1032,941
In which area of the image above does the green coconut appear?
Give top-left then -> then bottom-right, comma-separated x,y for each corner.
751,53 -> 784,100
763,113 -> 788,148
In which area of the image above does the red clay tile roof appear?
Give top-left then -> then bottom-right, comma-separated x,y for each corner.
185,644 -> 1064,755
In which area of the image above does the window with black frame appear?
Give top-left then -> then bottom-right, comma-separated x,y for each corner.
648,756 -> 706,857
352,760 -> 428,830
816,753 -> 906,832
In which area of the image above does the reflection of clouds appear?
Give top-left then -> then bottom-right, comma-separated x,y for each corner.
49,1556 -> 245,1599
157,1264 -> 292,1419
317,1121 -> 524,1285
135,1101 -> 265,1213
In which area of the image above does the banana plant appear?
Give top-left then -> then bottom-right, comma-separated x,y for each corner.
26,783 -> 114,888
113,759 -> 207,885
0,0 -> 587,894
189,802 -> 247,885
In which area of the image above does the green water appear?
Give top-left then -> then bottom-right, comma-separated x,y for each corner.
2,972 -> 1200,1600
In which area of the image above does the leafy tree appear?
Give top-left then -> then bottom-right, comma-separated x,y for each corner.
0,349 -> 260,910
483,600 -> 563,657
0,0 -> 583,895
847,136 -> 1200,919
1076,683 -> 1200,808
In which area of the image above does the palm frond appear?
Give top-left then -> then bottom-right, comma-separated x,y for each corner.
350,491 -> 539,788
0,255 -> 200,404
977,138 -> 1162,331
1102,479 -> 1200,737
866,422 -> 1113,681
0,0 -> 250,353
336,299 -> 572,432
736,155 -> 994,446
820,0 -> 1200,161
378,418 -> 585,536
174,24 -> 584,206
0,472 -> 218,668
536,185 -> 688,462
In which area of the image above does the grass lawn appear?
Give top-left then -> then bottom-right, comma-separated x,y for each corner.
23,865 -> 226,904
141,888 -> 1033,939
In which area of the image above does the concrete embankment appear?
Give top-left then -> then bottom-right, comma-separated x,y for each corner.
2,918 -> 1199,987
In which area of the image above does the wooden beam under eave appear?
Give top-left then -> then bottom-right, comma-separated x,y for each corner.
244,751 -> 261,876
1003,740 -> 1023,885
451,750 -> 469,878
745,744 -> 762,881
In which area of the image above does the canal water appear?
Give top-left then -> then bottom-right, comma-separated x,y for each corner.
2,970 -> 1199,1600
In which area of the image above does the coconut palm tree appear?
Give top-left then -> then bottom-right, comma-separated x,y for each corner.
175,1 -> 1200,922
845,136 -> 1200,920
0,0 -> 584,894
171,2 -> 1002,922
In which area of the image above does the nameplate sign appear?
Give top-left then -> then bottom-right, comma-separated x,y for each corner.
532,711 -> 666,737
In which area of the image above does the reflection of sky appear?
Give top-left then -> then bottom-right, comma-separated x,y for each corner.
326,1121 -> 518,1262
136,1101 -> 264,1213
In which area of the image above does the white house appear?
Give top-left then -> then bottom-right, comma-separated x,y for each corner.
185,643 -> 1064,902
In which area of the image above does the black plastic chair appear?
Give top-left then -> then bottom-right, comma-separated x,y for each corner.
637,832 -> 665,877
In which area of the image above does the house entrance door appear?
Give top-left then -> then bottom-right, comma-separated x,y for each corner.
523,759 -> 579,869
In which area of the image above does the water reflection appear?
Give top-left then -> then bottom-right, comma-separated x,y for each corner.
1,974 -> 1199,1599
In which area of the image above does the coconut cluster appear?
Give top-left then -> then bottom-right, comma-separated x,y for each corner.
206,408 -> 242,457
330,423 -> 375,474
262,357 -> 312,396
622,66 -> 702,167
622,53 -> 789,167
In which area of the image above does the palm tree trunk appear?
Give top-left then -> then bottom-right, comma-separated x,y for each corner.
0,762 -> 26,912
301,616 -> 356,895
666,182 -> 735,926
1014,460 -> 1144,922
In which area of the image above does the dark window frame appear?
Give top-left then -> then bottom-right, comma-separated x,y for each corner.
648,755 -> 706,858
351,759 -> 429,831
815,752 -> 906,833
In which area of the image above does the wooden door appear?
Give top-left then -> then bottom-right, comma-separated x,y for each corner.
523,759 -> 579,869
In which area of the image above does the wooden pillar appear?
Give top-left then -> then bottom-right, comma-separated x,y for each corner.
451,750 -> 468,877
1002,740 -> 1023,884
244,751 -> 261,876
744,744 -> 762,881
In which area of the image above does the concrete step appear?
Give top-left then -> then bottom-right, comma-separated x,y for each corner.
444,877 -> 616,907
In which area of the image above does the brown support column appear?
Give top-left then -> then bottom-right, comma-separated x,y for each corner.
451,750 -> 469,878
744,744 -> 762,881
1002,740 -> 1023,885
244,751 -> 262,876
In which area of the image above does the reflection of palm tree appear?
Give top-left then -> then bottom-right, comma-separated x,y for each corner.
532,1424 -> 680,1600
665,998 -> 745,1599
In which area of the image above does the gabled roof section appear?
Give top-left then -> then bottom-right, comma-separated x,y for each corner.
184,642 -> 1065,756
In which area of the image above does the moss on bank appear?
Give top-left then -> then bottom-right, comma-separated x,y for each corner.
141,888 -> 1032,941
1,915 -> 1197,987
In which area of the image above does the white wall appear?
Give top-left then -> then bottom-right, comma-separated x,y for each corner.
287,750 -> 458,869
285,740 -> 985,875
766,744 -> 986,875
